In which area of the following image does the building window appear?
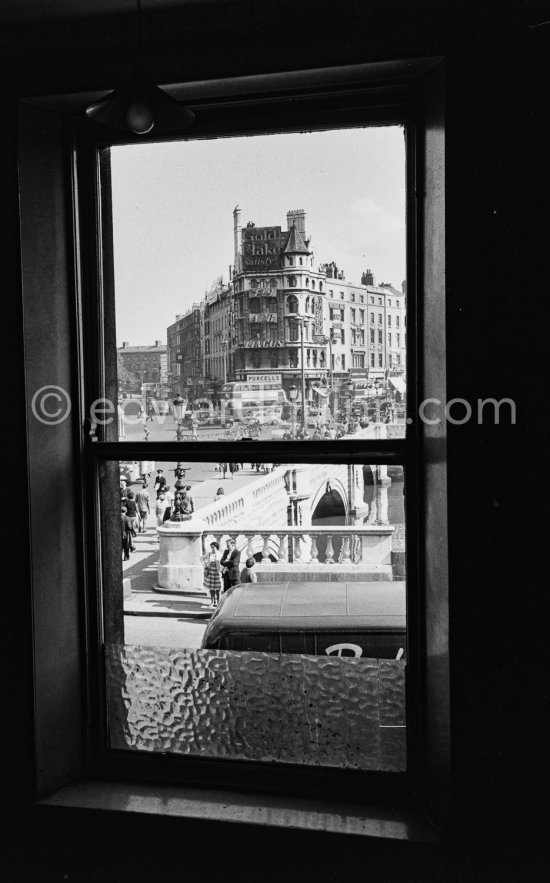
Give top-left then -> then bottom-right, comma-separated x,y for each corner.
351,293 -> 355,302
370,328 -> 375,343
378,314 -> 382,324
388,315 -> 392,327
388,333 -> 392,347
287,295 -> 298,313
341,329 -> 345,344
370,312 -> 374,324
378,329 -> 382,344
378,353 -> 383,366
396,315 -> 400,327
20,62 -> 450,823
371,352 -> 375,366
397,333 -> 400,346
287,276 -> 297,287
359,309 -> 364,323
351,308 -> 356,323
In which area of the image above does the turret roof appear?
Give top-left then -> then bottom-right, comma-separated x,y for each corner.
282,222 -> 310,254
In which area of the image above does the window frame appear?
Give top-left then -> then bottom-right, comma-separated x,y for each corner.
20,56 -> 448,829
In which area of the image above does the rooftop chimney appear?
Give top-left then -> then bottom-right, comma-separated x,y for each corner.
286,209 -> 307,237
361,269 -> 374,286
155,340 -> 162,346
122,341 -> 129,348
233,205 -> 242,273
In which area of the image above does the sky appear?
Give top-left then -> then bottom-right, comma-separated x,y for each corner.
110,126 -> 406,346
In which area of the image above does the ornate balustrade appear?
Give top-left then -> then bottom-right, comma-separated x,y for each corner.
157,521 -> 394,592
202,525 -> 393,572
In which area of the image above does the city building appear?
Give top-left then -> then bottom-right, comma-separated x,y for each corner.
203,207 -> 407,404
203,276 -> 232,396
117,340 -> 168,396
167,304 -> 203,397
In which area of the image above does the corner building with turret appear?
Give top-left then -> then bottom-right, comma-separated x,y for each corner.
228,206 -> 406,402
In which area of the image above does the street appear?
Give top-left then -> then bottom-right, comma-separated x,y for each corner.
125,613 -> 206,650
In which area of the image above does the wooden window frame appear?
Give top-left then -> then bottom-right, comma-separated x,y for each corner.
19,56 -> 448,834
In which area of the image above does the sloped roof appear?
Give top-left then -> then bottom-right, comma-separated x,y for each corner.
282,222 -> 310,254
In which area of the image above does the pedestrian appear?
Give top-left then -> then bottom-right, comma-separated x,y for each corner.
155,491 -> 169,526
121,505 -> 132,559
191,414 -> 198,440
162,485 -> 174,522
154,469 -> 167,498
134,486 -> 150,532
184,485 -> 194,514
201,541 -> 222,607
123,490 -> 138,541
121,491 -> 137,552
219,462 -> 227,479
220,537 -> 241,593
228,462 -> 236,479
214,486 -> 225,503
240,556 -> 257,584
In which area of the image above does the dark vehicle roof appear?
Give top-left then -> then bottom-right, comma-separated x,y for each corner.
203,581 -> 405,646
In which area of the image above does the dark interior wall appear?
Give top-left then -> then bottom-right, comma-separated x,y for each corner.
1,1 -> 547,880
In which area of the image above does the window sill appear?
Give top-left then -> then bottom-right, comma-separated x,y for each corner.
38,781 -> 438,843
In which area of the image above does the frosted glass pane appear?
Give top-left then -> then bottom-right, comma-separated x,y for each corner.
106,644 -> 406,771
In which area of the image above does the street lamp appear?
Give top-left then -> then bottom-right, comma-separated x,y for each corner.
288,384 -> 297,436
169,461 -> 189,522
173,393 -> 185,441
290,314 -> 307,435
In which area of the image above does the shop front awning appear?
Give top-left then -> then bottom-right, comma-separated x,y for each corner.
389,376 -> 406,396
312,386 -> 329,397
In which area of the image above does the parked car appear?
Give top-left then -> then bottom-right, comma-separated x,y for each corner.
201,581 -> 406,659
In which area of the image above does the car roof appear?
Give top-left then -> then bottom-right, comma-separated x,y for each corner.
204,581 -> 406,643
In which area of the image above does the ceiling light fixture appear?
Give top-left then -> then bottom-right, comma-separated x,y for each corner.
85,0 -> 196,136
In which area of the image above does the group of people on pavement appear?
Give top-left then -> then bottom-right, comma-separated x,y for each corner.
121,468 -> 196,560
201,537 -> 257,607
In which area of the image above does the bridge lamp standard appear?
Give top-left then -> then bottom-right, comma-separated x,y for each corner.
173,393 -> 186,441
290,314 -> 307,435
288,384 -> 298,437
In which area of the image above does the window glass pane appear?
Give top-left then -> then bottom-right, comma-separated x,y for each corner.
108,127 -> 407,443
105,460 -> 406,771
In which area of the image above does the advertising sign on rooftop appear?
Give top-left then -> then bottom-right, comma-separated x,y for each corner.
242,225 -> 283,270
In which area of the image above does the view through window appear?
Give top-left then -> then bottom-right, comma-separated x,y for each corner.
103,126 -> 408,773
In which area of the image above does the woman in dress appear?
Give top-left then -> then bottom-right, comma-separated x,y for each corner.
202,541 -> 222,607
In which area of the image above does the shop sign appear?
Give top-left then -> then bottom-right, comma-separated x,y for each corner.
247,373 -> 282,385
243,339 -> 284,348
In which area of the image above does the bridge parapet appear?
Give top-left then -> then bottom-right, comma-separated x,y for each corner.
157,522 -> 394,592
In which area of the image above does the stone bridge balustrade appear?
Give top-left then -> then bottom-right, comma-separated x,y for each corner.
156,521 -> 395,593
202,525 -> 395,582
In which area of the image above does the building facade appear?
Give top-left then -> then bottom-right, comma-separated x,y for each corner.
166,208 -> 406,407
117,341 -> 168,396
167,304 -> 203,396
227,207 -> 406,402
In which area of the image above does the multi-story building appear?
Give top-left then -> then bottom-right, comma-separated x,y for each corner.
203,277 -> 232,392
117,341 -> 168,395
167,304 -> 203,396
227,207 -> 406,402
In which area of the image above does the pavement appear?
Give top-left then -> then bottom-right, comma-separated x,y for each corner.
123,465 -> 268,619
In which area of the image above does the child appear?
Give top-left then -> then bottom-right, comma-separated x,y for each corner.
239,557 -> 257,583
